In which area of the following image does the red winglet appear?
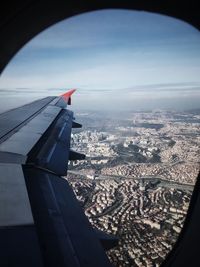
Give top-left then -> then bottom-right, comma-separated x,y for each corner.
61,89 -> 76,105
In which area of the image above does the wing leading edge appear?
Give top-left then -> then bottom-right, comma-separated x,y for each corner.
0,89 -> 117,267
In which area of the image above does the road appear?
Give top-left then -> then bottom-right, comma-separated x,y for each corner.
68,170 -> 194,192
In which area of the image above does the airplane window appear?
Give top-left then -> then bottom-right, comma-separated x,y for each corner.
0,9 -> 200,267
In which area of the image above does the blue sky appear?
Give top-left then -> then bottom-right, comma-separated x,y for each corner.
0,9 -> 200,111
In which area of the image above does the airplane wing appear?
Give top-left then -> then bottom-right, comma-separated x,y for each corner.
0,89 -> 117,267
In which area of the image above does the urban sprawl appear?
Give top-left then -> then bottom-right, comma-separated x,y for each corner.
65,109 -> 200,267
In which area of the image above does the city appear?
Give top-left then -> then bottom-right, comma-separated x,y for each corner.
66,109 -> 200,266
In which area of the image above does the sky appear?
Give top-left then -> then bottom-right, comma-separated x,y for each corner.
0,9 -> 200,111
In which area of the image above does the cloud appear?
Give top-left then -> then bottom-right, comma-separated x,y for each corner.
1,9 -> 200,112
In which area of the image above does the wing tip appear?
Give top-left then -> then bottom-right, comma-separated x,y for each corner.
61,89 -> 76,98
61,89 -> 76,104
